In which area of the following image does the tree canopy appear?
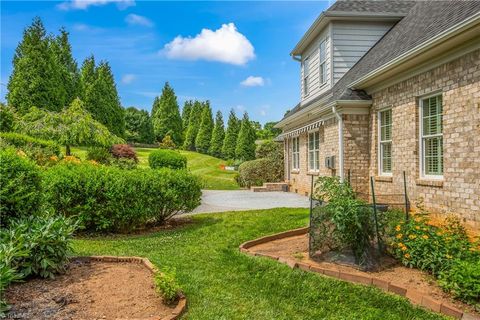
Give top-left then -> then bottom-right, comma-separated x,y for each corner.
209,111 -> 225,158
195,102 -> 214,154
151,82 -> 183,145
222,110 -> 240,160
183,100 -> 203,151
235,112 -> 257,161
124,107 -> 155,144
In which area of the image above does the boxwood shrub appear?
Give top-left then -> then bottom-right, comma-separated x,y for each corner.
237,158 -> 283,188
42,163 -> 201,232
0,148 -> 42,224
149,149 -> 187,170
0,132 -> 60,165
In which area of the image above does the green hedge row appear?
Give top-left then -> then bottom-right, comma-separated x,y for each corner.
0,132 -> 61,165
149,149 -> 187,170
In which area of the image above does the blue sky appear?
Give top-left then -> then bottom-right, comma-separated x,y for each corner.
1,1 -> 331,124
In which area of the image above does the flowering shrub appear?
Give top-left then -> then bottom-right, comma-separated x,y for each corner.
0,132 -> 61,165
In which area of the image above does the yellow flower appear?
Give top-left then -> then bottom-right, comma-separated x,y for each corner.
414,217 -> 421,222
398,242 -> 404,247
404,253 -> 411,259
16,150 -> 27,157
415,226 -> 420,230
446,254 -> 452,259
401,246 -> 408,251
409,234 -> 417,239
49,155 -> 59,161
422,235 -> 429,240
395,225 -> 401,231
396,233 -> 403,239
89,160 -> 99,166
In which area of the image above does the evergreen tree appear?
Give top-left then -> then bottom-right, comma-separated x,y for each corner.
222,110 -> 240,159
80,56 -> 99,117
51,28 -> 79,106
7,17 -> 66,113
195,101 -> 214,154
209,110 -> 225,158
183,100 -> 203,150
151,82 -> 183,145
235,112 -> 257,161
181,100 -> 193,137
124,107 -> 154,144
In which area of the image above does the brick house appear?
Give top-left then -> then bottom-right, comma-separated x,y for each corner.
275,0 -> 480,227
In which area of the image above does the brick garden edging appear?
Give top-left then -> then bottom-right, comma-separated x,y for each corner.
239,228 -> 477,320
73,256 -> 187,320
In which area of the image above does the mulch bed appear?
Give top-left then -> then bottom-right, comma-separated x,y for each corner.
5,259 -> 176,320
249,233 -> 479,317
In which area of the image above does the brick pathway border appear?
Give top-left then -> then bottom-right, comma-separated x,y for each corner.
239,228 -> 477,320
73,256 -> 187,320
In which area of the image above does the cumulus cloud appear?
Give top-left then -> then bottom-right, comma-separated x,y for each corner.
240,76 -> 264,87
162,23 -> 255,65
57,0 -> 135,11
121,74 -> 136,84
125,14 -> 153,27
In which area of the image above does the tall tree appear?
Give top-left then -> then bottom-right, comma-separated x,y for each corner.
209,111 -> 225,158
235,112 -> 257,161
181,100 -> 193,138
151,82 -> 183,145
222,110 -> 240,159
7,17 -> 65,113
195,102 -> 214,154
51,28 -> 79,106
183,100 -> 203,151
124,107 -> 154,144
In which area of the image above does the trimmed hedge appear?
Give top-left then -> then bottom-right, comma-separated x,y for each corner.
0,132 -> 60,165
149,149 -> 187,170
42,163 -> 201,232
237,158 -> 283,188
0,148 -> 42,223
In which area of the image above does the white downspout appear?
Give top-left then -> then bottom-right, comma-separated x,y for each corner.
332,106 -> 344,182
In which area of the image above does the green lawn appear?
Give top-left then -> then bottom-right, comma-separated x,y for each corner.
70,147 -> 239,190
73,209 -> 443,320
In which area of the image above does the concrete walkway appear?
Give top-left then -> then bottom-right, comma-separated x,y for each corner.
190,190 -> 310,214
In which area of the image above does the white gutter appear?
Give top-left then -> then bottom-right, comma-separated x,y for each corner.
332,106 -> 344,182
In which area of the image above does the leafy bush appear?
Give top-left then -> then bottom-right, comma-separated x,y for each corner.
154,269 -> 181,304
0,132 -> 60,165
438,259 -> 480,306
0,239 -> 28,314
0,148 -> 42,224
159,135 -> 176,149
237,158 -> 283,188
86,147 -> 112,164
255,139 -> 283,160
112,158 -> 137,170
0,104 -> 16,133
149,149 -> 187,170
43,163 -> 201,232
110,144 -> 138,162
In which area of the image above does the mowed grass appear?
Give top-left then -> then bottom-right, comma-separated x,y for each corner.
70,146 -> 239,190
73,209 -> 443,320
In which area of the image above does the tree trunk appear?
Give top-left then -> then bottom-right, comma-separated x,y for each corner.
66,145 -> 71,156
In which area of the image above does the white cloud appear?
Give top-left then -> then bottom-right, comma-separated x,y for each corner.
57,0 -> 135,11
121,74 -> 136,84
240,76 -> 264,87
125,14 -> 153,27
162,23 -> 255,65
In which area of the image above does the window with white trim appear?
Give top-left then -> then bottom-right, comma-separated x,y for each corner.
308,131 -> 319,171
291,137 -> 300,170
303,56 -> 310,96
379,109 -> 392,175
319,39 -> 327,85
420,94 -> 443,177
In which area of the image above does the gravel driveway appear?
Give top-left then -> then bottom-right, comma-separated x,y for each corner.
190,190 -> 310,214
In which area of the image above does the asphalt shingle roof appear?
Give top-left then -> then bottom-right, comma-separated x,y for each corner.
327,0 -> 416,15
282,0 -> 480,121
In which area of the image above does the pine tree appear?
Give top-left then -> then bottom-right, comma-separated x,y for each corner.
209,110 -> 225,158
235,112 -> 257,161
80,55 -> 99,117
125,107 -> 154,144
222,110 -> 240,159
195,101 -> 214,154
151,82 -> 183,145
182,100 -> 203,150
7,17 -> 66,113
181,100 -> 193,138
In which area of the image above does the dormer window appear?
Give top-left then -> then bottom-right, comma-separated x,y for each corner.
319,39 -> 327,84
303,56 -> 310,96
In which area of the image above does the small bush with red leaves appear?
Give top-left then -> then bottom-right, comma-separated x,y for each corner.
110,144 -> 138,162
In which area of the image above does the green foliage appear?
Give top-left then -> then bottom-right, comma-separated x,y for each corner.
151,82 -> 183,145
181,100 -> 193,138
195,102 -> 214,154
154,269 -> 181,304
183,100 -> 203,151
0,132 -> 61,164
111,158 -> 138,170
237,158 -> 283,188
42,163 -> 201,232
256,121 -> 282,140
438,259 -> 480,306
124,107 -> 154,144
0,148 -> 42,223
7,17 -> 66,113
110,144 -> 138,162
159,135 -> 176,149
222,109 -> 240,159
235,112 -> 257,161
17,98 -> 123,155
86,147 -> 112,164
149,149 -> 187,170
312,177 -> 376,268
209,111 -> 225,158
256,140 -> 283,161
0,104 -> 16,132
